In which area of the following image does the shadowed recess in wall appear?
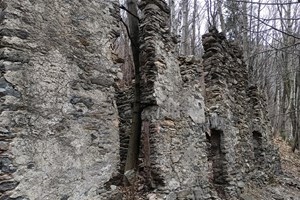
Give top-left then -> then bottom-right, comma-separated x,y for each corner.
209,129 -> 226,185
253,131 -> 263,165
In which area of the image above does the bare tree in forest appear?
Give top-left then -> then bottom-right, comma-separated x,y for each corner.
182,0 -> 189,55
191,0 -> 197,55
217,0 -> 225,32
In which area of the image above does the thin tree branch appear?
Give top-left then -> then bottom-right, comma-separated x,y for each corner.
249,13 -> 300,40
228,0 -> 300,5
120,5 -> 140,22
120,17 -> 138,50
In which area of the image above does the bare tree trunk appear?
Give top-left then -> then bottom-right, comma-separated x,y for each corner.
206,0 -> 218,28
169,0 -> 174,32
278,2 -> 292,140
123,22 -> 134,85
242,0 -> 249,65
217,0 -> 225,32
191,0 -> 197,55
248,0 -> 254,81
292,48 -> 300,151
256,1 -> 261,46
182,0 -> 189,55
124,0 -> 142,173
296,56 -> 300,151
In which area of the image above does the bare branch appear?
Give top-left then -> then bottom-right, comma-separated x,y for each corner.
120,5 -> 140,22
228,0 -> 300,5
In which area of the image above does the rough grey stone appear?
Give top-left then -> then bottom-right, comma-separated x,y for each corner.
138,1 -> 210,199
0,0 -> 281,199
0,28 -> 30,39
0,141 -> 9,150
0,157 -> 17,173
166,192 -> 177,200
0,181 -> 18,192
1,0 -> 120,199
0,78 -> 21,97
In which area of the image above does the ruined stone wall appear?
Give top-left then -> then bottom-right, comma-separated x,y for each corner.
0,0 -> 120,199
138,1 -> 211,199
116,87 -> 132,172
202,28 -> 281,198
202,30 -> 248,198
114,1 -> 281,199
247,85 -> 281,181
0,0 -> 282,199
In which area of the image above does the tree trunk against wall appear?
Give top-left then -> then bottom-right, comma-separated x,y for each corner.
124,0 -> 142,173
123,21 -> 134,85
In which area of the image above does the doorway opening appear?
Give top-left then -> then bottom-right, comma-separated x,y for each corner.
209,129 -> 226,184
253,131 -> 263,164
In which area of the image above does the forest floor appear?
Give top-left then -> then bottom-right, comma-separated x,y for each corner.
242,137 -> 300,200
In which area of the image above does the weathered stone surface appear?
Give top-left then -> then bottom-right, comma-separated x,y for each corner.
202,27 -> 281,198
0,0 -> 282,199
115,1 -> 281,199
0,0 -> 120,199
139,1 -> 209,199
115,86 -> 132,172
0,181 -> 18,192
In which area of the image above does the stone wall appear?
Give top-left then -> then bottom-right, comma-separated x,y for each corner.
202,28 -> 281,198
202,29 -> 248,198
0,0 -> 120,199
116,87 -> 132,172
0,0 -> 282,199
138,1 -> 210,199
126,1 -> 281,199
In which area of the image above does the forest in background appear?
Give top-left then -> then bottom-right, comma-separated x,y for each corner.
115,0 -> 300,152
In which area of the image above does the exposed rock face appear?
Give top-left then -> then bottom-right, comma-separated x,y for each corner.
0,0 -> 281,199
0,0 -> 120,199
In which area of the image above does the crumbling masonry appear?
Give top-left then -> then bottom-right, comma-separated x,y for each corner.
0,0 -> 280,199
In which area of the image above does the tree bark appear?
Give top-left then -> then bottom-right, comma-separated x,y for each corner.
169,0 -> 174,32
242,0 -> 249,65
292,47 -> 300,151
182,0 -> 189,55
191,0 -> 197,55
217,0 -> 225,32
124,0 -> 142,173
